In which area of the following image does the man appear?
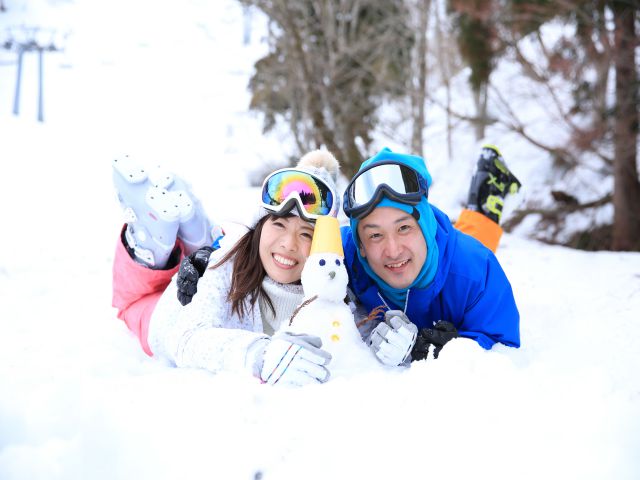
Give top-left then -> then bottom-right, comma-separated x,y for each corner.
341,146 -> 520,366
177,145 -> 522,366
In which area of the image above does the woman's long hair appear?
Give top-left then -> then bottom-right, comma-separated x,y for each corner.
212,214 -> 274,318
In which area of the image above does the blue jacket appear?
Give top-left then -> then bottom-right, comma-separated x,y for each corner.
341,205 -> 520,349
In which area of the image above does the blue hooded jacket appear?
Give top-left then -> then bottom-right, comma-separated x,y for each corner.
342,149 -> 520,349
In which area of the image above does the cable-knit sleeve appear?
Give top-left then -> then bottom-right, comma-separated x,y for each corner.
148,257 -> 268,376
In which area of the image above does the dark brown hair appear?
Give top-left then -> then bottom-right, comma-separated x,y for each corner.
212,214 -> 275,318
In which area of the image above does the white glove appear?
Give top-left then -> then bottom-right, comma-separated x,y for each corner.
368,310 -> 418,366
250,332 -> 332,386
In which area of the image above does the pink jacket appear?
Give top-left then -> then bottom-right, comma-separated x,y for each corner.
111,229 -> 181,356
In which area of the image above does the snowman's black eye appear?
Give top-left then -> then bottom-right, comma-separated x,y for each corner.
319,259 -> 326,266
335,259 -> 341,266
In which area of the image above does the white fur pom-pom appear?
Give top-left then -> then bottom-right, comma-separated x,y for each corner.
297,150 -> 340,180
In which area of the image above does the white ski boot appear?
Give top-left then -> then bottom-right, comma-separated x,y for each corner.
147,165 -> 219,255
112,154 -> 218,267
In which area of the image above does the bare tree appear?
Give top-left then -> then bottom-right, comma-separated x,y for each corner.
449,0 -> 498,140
460,0 -> 640,250
243,0 -> 414,177
432,0 -> 465,162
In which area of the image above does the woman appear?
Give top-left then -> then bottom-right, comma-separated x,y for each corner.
111,150 -> 342,386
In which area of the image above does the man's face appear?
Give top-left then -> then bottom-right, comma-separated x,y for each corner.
356,206 -> 427,289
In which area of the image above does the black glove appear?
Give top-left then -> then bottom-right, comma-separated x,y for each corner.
411,320 -> 458,361
176,246 -> 214,306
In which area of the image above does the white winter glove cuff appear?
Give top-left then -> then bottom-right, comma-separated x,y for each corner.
245,336 -> 270,377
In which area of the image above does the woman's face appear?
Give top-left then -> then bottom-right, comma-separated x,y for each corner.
259,215 -> 315,284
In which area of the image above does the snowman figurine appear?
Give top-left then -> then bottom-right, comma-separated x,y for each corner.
286,216 -> 379,377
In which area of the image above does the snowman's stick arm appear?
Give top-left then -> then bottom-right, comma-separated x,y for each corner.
288,295 -> 319,327
356,305 -> 387,328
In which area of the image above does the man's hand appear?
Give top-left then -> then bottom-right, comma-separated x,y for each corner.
177,246 -> 213,306
255,332 -> 332,386
367,310 -> 418,366
411,320 -> 458,361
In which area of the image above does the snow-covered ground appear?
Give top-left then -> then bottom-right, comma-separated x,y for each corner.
0,1 -> 638,479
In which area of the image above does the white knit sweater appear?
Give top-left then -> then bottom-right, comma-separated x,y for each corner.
148,247 -> 305,376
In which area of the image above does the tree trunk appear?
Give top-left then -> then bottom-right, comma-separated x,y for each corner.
342,121 -> 366,179
278,3 -> 342,160
473,83 -> 488,141
434,0 -> 453,161
411,0 -> 430,157
611,2 -> 640,251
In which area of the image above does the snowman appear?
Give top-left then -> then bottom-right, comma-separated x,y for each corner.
286,216 -> 380,377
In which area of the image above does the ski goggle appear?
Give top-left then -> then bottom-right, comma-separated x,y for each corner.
343,161 -> 429,219
261,168 -> 338,222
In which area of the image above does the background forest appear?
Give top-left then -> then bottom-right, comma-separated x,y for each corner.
238,0 -> 640,251
2,1 -> 639,250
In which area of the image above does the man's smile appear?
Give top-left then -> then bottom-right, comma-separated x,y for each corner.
386,259 -> 410,270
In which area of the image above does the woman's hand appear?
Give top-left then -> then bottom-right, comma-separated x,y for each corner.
176,246 -> 213,305
253,332 -> 332,386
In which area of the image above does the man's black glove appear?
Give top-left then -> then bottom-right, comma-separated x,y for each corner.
176,246 -> 214,306
411,320 -> 458,361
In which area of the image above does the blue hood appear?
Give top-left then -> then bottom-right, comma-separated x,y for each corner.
349,147 -> 439,306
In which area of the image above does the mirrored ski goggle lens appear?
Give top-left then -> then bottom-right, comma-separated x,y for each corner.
262,170 -> 334,216
350,163 -> 421,207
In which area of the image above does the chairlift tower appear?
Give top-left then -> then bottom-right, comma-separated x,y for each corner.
2,26 -> 65,122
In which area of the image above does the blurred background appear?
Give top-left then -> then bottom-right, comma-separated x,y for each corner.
1,0 -> 638,251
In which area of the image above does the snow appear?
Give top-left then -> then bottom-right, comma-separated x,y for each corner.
0,1 -> 639,479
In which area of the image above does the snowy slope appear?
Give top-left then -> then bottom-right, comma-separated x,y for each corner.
0,1 -> 639,479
